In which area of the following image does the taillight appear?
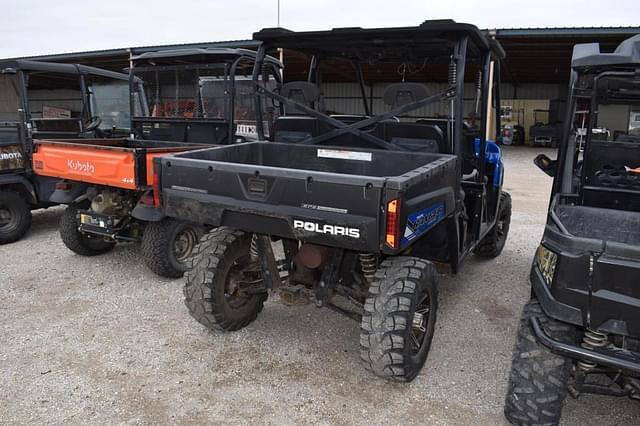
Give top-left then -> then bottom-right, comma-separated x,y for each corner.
385,198 -> 400,249
55,181 -> 72,191
152,170 -> 161,208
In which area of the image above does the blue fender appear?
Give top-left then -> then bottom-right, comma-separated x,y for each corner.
474,138 -> 504,187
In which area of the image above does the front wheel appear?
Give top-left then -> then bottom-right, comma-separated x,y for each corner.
140,219 -> 204,278
0,190 -> 32,244
59,204 -> 115,256
474,191 -> 512,258
360,256 -> 438,382
183,228 -> 267,331
504,299 -> 576,426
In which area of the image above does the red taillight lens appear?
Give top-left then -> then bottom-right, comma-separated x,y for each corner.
55,181 -> 72,191
385,198 -> 400,249
139,194 -> 154,206
152,171 -> 161,208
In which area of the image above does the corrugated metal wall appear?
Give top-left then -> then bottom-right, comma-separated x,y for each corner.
321,82 -> 564,117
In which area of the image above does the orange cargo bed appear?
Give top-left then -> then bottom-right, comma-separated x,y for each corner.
32,138 -> 207,190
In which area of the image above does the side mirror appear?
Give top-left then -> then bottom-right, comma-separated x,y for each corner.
534,154 -> 557,177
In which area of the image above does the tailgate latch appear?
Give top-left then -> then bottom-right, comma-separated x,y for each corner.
247,177 -> 266,194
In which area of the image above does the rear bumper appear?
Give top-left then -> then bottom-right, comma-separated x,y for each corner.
531,316 -> 640,376
530,264 -> 583,326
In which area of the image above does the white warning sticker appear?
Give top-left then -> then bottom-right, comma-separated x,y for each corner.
317,148 -> 372,162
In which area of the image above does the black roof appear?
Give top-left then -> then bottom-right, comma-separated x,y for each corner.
253,20 -> 505,59
0,59 -> 131,81
131,47 -> 282,68
572,34 -> 640,69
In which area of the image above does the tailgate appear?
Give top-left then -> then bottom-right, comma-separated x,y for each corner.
160,156 -> 384,252
32,141 -> 139,189
32,139 -> 196,190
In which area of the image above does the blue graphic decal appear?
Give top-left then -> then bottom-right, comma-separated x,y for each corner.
400,202 -> 445,246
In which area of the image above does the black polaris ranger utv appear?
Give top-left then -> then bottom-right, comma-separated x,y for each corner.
152,20 -> 512,381
504,35 -> 640,425
0,60 -> 140,244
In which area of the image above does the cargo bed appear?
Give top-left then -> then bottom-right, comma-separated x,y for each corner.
158,142 -> 460,253
32,138 -> 207,190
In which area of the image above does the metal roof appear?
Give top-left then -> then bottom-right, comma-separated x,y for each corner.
0,59 -> 130,80
7,39 -> 260,63
495,26 -> 640,37
131,47 -> 282,68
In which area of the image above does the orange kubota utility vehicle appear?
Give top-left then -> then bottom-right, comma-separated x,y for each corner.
0,60 -> 140,244
34,48 -> 282,278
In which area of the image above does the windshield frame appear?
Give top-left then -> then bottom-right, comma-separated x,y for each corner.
87,78 -> 140,132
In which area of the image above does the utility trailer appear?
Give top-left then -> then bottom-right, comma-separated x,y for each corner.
504,35 -> 640,425
153,21 -> 512,381
0,60 -> 141,244
48,49 -> 282,277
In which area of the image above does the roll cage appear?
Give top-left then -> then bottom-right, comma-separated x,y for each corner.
129,48 -> 282,144
0,60 -> 137,130
554,35 -> 640,198
0,60 -> 137,161
250,20 -> 505,165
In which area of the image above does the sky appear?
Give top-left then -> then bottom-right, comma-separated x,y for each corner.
2,0 -> 639,59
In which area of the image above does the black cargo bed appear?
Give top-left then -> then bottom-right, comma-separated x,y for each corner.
175,142 -> 446,178
158,142 -> 460,252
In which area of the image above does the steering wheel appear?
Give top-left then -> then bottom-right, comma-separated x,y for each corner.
83,116 -> 103,132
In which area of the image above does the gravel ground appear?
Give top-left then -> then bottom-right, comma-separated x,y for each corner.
1,146 -> 639,425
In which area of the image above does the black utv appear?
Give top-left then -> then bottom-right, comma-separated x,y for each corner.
504,35 -> 640,425
151,20 -> 512,381
129,48 -> 282,144
0,60 -> 139,244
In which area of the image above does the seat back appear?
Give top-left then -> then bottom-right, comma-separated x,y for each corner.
383,83 -> 429,108
272,116 -> 322,143
280,82 -> 320,115
373,121 -> 444,153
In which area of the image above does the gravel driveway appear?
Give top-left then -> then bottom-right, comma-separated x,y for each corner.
1,146 -> 639,425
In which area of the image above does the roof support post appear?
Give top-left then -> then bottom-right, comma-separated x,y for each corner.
252,44 -> 267,139
494,58 -> 502,141
453,36 -> 468,156
355,61 -> 371,116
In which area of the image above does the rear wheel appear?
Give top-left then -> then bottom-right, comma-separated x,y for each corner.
474,191 -> 512,258
141,219 -> 204,278
0,190 -> 32,244
59,204 -> 115,256
504,298 -> 576,426
360,256 -> 438,382
183,228 -> 267,331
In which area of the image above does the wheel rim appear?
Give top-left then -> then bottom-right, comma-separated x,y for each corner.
496,203 -> 509,243
410,292 -> 433,356
173,228 -> 198,262
224,260 -> 252,309
0,206 -> 16,230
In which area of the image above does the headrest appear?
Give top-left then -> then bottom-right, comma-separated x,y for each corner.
383,83 -> 429,107
280,81 -> 320,105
